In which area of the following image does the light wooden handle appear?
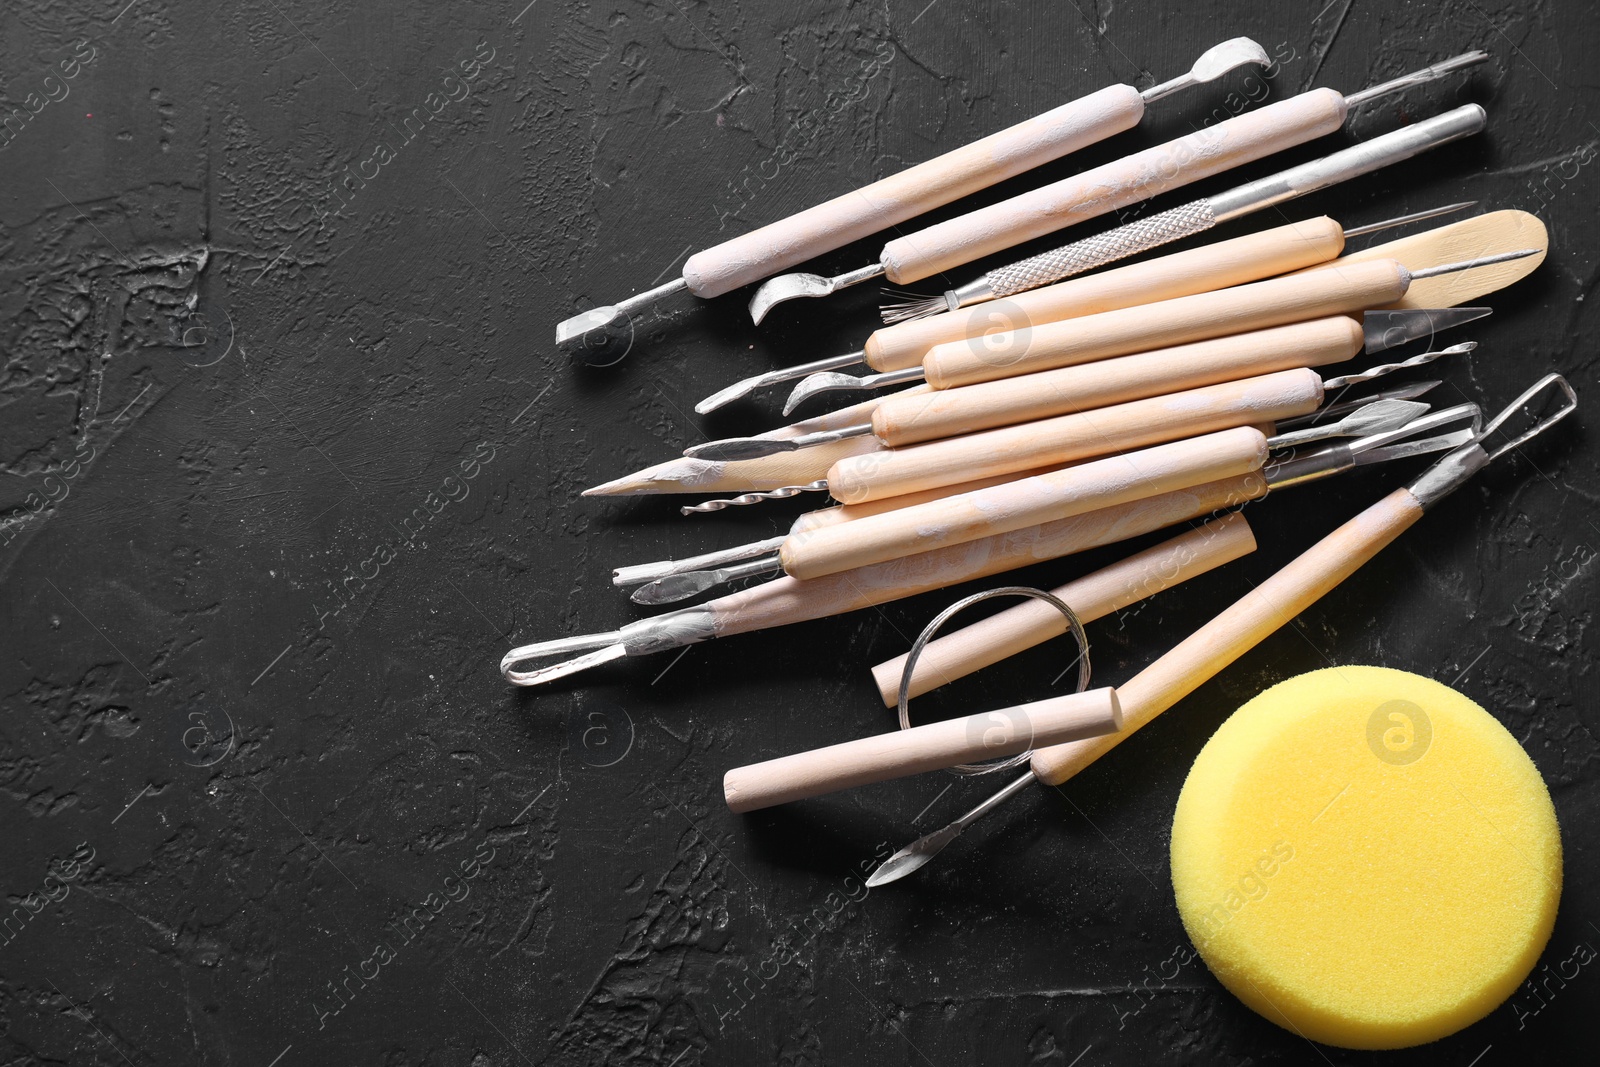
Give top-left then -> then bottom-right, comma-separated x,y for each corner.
879,89 -> 1349,284
922,257 -> 1407,390
783,427 -> 1266,580
1028,487 -> 1426,786
709,473 -> 1268,637
790,463 -> 1068,535
830,369 -> 1322,504
680,86 -> 1145,298
871,512 -> 1257,705
864,216 -> 1346,372
873,316 -> 1362,447
724,688 -> 1121,812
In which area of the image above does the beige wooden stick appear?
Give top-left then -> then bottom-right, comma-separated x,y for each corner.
922,258 -> 1407,390
873,316 -> 1361,447
1303,208 -> 1547,309
1028,488 -> 1425,786
828,369 -> 1322,504
708,473 -> 1268,638
864,217 -> 1346,371
684,86 -> 1146,298
871,512 -> 1257,705
880,90 -> 1349,283
724,688 -> 1121,813
789,463 -> 1070,534
782,427 -> 1267,580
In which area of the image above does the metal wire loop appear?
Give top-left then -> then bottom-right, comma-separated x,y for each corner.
896,585 -> 1091,776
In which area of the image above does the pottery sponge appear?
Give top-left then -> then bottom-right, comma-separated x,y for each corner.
1170,666 -> 1561,1050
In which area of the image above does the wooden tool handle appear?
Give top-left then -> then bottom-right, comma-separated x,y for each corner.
709,473 -> 1267,637
871,512 -> 1257,705
1028,487 -> 1426,786
1301,208 -> 1548,309
790,463 -> 1068,535
873,316 -> 1362,447
864,216 -> 1346,372
783,427 -> 1267,580
724,688 -> 1121,812
680,86 -> 1145,298
879,89 -> 1349,285
923,257 -> 1407,390
830,369 -> 1322,504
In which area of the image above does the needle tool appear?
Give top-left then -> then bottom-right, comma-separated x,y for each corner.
554,38 -> 1271,363
747,52 -> 1487,321
781,247 -> 1532,410
865,375 -> 1576,886
699,202 -> 1473,415
877,104 -> 1485,324
693,302 -> 1485,464
635,398 -> 1480,603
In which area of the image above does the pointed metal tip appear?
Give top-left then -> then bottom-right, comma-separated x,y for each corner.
630,572 -> 719,605
683,437 -> 798,462
866,824 -> 963,887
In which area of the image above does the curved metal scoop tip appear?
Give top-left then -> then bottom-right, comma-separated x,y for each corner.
749,263 -> 886,324
1141,38 -> 1270,102
784,372 -> 880,414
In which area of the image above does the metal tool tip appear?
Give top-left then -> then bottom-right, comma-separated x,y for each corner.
683,437 -> 797,461
866,824 -> 962,887
630,572 -> 718,605
783,373 -> 867,415
695,380 -> 757,414
555,306 -> 635,367
1191,36 -> 1271,80
749,272 -> 834,324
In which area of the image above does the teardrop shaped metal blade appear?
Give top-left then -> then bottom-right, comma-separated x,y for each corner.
683,437 -> 803,461
865,822 -> 966,887
1362,307 -> 1490,353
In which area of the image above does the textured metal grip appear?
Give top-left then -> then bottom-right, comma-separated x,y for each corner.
986,201 -> 1217,299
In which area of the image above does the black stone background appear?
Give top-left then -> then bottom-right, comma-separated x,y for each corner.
2,0 -> 1597,1063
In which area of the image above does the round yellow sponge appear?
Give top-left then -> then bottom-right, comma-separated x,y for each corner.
1171,666 -> 1561,1050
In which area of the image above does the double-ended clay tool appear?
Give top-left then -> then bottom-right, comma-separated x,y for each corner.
747,52 -> 1487,322
633,400 -> 1479,604
778,247 -> 1532,413
500,396 -> 1482,687
864,374 -> 1576,886
554,38 -> 1270,362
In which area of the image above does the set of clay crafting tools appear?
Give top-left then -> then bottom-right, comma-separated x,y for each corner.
513,38 -> 1577,903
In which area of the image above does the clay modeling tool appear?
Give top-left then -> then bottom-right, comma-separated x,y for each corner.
616,382 -> 1439,585
723,688 -> 1121,813
634,401 -> 1479,602
782,247 -> 1531,409
554,38 -> 1271,362
747,52 -> 1487,322
864,375 -> 1575,886
772,207 -> 1540,414
878,103 -> 1486,324
691,309 -> 1482,462
697,203 -> 1474,414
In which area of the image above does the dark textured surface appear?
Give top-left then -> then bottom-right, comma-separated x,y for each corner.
2,1 -> 1597,1063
